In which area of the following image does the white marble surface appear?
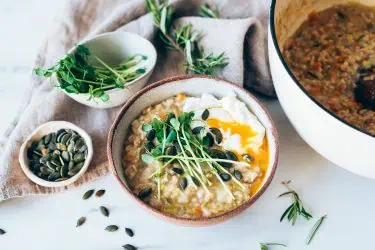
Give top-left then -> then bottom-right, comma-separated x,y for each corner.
1,1 -> 374,250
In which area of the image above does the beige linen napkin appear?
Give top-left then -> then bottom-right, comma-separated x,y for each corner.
0,0 -> 273,201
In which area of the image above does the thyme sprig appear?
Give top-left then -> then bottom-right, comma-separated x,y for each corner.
279,181 -> 312,225
306,215 -> 327,245
198,3 -> 220,18
259,243 -> 287,250
145,0 -> 228,75
34,45 -> 147,102
141,111 -> 246,200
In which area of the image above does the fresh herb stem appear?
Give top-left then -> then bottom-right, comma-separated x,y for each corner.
198,3 -> 220,18
259,243 -> 287,250
306,215 -> 327,245
279,181 -> 313,225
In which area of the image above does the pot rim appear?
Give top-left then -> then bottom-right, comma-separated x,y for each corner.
269,0 -> 374,139
107,74 -> 280,225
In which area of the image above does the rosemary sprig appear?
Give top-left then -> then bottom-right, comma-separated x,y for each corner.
279,181 -> 312,225
198,3 -> 220,18
145,0 -> 228,75
306,215 -> 327,245
259,243 -> 287,250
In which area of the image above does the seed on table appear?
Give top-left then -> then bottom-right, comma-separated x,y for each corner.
105,225 -> 118,232
125,228 -> 134,237
100,206 -> 109,217
76,217 -> 86,227
82,189 -> 95,200
95,189 -> 105,197
0,229 -> 5,235
122,244 -> 137,250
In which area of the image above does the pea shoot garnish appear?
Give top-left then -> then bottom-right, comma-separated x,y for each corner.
306,215 -> 327,245
279,181 -> 312,225
34,45 -> 147,102
141,111 -> 247,200
259,243 -> 287,250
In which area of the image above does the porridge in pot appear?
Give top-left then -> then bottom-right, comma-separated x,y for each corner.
123,93 -> 269,218
283,3 -> 375,135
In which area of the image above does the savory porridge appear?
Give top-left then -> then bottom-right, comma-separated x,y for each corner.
123,93 -> 269,218
283,3 -> 375,135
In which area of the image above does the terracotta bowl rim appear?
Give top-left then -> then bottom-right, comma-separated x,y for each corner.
107,74 -> 280,225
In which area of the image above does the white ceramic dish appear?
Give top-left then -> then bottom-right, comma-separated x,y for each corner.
107,75 -> 279,226
268,0 -> 375,178
19,121 -> 93,187
58,32 -> 157,109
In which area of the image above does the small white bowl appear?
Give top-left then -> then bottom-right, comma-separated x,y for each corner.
19,121 -> 93,187
58,32 -> 157,109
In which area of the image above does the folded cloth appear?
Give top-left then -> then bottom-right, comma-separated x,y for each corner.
0,0 -> 273,201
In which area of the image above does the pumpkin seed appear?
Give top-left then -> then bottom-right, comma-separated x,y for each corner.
82,189 -> 95,200
191,176 -> 200,186
61,151 -> 70,162
0,229 -> 5,235
242,154 -> 253,163
179,177 -> 188,190
67,143 -> 74,152
146,129 -> 156,141
233,170 -> 243,180
78,144 -> 87,153
48,142 -> 57,150
122,244 -> 137,250
73,153 -> 85,163
56,132 -> 67,143
201,109 -> 210,120
125,228 -> 134,237
46,161 -> 56,171
76,217 -> 86,227
100,206 -> 109,217
95,189 -> 105,197
209,127 -> 223,144
61,133 -> 71,144
220,173 -> 231,182
172,167 -> 184,175
225,151 -> 238,161
105,225 -> 119,232
192,126 -> 204,134
56,129 -> 66,138
202,134 -> 214,147
165,112 -> 176,124
165,145 -> 177,156
74,138 -> 85,151
145,141 -> 154,151
68,160 -> 74,170
138,187 -> 152,200
57,143 -> 67,151
44,133 -> 52,145
48,172 -> 60,181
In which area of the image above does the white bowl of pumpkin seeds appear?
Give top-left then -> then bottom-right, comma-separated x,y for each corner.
19,121 -> 93,187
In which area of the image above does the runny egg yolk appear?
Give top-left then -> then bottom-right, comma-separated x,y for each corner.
206,118 -> 257,149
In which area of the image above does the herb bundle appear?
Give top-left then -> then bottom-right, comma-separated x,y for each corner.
34,45 -> 147,102
140,110 -> 247,200
145,0 -> 229,75
279,181 -> 312,225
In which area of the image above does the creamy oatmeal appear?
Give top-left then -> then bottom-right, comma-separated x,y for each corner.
123,94 -> 269,218
283,3 -> 375,135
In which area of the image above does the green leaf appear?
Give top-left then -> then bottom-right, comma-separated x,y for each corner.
166,130 -> 177,143
160,6 -> 167,34
64,85 -> 79,94
141,154 -> 154,164
142,124 -> 153,132
152,118 -> 162,131
100,93 -> 110,102
170,118 -> 180,131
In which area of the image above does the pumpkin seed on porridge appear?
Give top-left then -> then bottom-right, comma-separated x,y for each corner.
123,93 -> 269,218
283,3 -> 375,135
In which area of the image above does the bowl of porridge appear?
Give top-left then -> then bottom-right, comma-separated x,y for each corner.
107,75 -> 279,225
269,0 -> 375,178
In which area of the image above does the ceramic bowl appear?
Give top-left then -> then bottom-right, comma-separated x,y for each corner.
58,32 -> 157,109
107,75 -> 279,226
19,121 -> 93,188
268,0 -> 375,178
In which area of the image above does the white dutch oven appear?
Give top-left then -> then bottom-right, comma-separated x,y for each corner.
268,0 -> 375,178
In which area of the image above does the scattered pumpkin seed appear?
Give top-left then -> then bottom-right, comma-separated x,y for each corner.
122,244 -> 137,250
201,109 -> 210,120
0,229 -> 5,235
105,225 -> 119,232
192,126 -> 204,134
100,206 -> 110,217
76,217 -> 86,227
95,189 -> 106,197
82,189 -> 95,200
220,173 -> 231,182
191,176 -> 200,186
233,170 -> 243,180
179,177 -> 188,190
172,167 -> 184,175
125,227 -> 134,237
209,127 -> 223,144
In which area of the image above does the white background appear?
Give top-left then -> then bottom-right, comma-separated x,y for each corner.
0,1 -> 374,250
